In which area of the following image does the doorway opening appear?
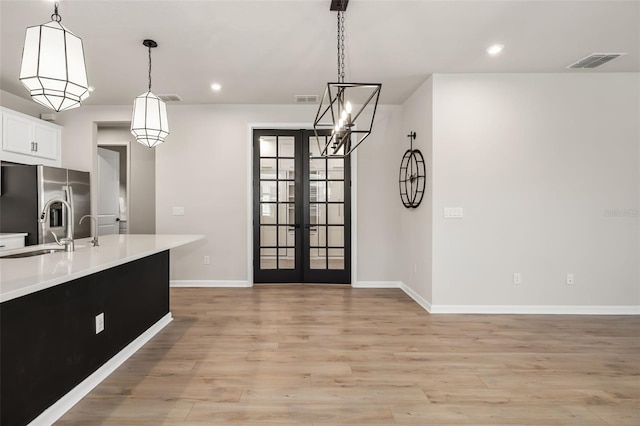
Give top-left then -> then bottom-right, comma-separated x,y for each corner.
97,125 -> 156,235
253,129 -> 351,284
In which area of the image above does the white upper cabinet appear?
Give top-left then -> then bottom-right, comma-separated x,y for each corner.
0,107 -> 61,166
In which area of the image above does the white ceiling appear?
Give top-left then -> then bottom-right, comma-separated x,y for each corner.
1,0 -> 638,106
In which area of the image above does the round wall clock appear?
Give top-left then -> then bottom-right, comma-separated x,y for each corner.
399,131 -> 426,208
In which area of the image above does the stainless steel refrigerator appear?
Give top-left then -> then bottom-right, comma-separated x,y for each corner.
0,163 -> 91,246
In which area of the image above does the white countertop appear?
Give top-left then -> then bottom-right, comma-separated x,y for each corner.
0,234 -> 203,303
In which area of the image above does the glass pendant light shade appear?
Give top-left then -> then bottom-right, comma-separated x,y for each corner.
130,91 -> 169,148
19,19 -> 89,112
130,39 -> 169,148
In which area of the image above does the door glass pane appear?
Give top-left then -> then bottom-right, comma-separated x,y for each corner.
327,166 -> 344,179
278,203 -> 295,225
260,136 -> 277,157
260,159 -> 277,179
310,136 -> 325,158
312,225 -> 326,247
311,203 -> 326,225
278,181 -> 292,203
327,204 -> 343,225
328,226 -> 344,247
310,181 -> 326,202
279,248 -> 295,269
310,248 -> 326,270
279,159 -> 295,175
260,226 -> 277,247
327,181 -> 343,202
260,248 -> 277,269
328,248 -> 344,270
260,203 -> 276,224
309,158 -> 326,180
279,226 -> 295,246
279,137 -> 295,157
260,181 -> 276,202
328,159 -> 344,179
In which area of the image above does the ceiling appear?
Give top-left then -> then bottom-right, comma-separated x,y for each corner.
0,0 -> 638,106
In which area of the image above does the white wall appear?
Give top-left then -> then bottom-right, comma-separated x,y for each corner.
430,73 -> 639,309
0,89 -> 49,118
54,103 -> 403,284
399,77 -> 433,305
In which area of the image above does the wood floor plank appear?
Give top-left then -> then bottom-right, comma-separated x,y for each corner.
57,286 -> 640,425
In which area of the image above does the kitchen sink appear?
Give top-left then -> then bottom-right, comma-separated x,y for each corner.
0,249 -> 65,259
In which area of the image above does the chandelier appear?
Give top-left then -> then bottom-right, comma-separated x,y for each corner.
130,39 -> 169,148
313,0 -> 381,158
19,0 -> 90,111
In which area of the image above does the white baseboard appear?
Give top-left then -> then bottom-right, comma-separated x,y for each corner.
353,281 -> 402,288
29,313 -> 173,426
397,282 -> 640,315
170,280 -> 252,288
399,282 -> 433,312
427,304 -> 640,315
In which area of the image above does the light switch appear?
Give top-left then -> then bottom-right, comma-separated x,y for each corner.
172,207 -> 185,216
444,207 -> 463,219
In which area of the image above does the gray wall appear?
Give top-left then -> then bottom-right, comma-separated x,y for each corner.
401,73 -> 639,310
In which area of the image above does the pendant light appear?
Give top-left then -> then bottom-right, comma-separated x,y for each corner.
313,0 -> 381,158
131,39 -> 169,148
19,0 -> 90,111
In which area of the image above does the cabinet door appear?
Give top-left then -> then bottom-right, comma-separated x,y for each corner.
32,123 -> 59,160
2,113 -> 33,156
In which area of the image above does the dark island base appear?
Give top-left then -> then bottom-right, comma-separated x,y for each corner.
0,250 -> 170,426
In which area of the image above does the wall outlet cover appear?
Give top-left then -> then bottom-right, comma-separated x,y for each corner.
95,313 -> 105,334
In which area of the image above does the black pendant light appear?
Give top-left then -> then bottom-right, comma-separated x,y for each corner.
313,0 -> 381,158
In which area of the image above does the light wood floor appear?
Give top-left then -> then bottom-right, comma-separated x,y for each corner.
58,286 -> 640,425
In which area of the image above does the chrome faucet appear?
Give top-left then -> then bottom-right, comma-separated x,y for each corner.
40,197 -> 74,252
79,215 -> 99,247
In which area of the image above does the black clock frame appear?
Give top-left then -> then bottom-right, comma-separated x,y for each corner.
399,131 -> 426,208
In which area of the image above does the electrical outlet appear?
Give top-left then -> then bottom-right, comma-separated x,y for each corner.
95,313 -> 104,334
566,273 -> 575,285
513,272 -> 522,285
204,255 -> 210,265
172,207 -> 185,216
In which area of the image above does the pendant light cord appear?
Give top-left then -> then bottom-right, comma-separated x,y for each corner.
51,1 -> 61,22
337,11 -> 345,83
148,45 -> 152,92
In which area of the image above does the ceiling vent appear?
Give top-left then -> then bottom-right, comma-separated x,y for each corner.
157,94 -> 183,102
294,95 -> 318,104
567,53 -> 626,69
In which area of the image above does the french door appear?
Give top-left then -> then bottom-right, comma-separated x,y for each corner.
253,129 -> 351,284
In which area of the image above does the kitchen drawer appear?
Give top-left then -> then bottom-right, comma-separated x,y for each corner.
0,236 -> 26,251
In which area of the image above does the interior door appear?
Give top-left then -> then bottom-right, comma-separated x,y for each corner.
97,147 -> 120,235
253,129 -> 350,284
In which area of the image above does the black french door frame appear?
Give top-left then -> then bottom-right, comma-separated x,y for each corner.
253,129 -> 351,284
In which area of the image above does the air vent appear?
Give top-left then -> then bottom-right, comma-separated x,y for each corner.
567,53 -> 626,69
157,94 -> 183,102
294,95 -> 318,104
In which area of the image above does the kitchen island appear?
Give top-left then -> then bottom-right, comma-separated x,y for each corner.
0,234 -> 202,426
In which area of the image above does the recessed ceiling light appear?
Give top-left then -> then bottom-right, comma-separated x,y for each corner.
210,83 -> 222,92
487,44 -> 504,56
88,86 -> 95,92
